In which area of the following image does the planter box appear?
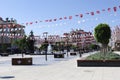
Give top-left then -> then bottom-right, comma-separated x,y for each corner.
70,52 -> 77,56
54,54 -> 64,58
77,60 -> 120,67
12,57 -> 32,65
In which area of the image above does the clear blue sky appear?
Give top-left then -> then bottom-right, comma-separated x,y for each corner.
0,0 -> 120,36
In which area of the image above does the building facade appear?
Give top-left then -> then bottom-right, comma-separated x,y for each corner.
35,29 -> 96,49
0,17 -> 25,46
63,29 -> 96,49
110,26 -> 120,50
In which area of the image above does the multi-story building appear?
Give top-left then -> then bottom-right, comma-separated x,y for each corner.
63,29 -> 96,49
35,29 -> 96,49
110,26 -> 120,50
0,17 -> 25,46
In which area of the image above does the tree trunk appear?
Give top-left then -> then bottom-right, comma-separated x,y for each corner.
102,44 -> 108,60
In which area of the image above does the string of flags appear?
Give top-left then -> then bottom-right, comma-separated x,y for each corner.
23,6 -> 120,26
0,6 -> 120,38
0,19 -> 120,38
35,13 -> 120,29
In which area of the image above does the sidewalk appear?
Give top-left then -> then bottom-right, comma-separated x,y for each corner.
113,51 -> 120,55
0,52 -> 120,80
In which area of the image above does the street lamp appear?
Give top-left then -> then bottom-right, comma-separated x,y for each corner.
64,33 -> 69,57
66,37 -> 69,57
43,32 -> 48,61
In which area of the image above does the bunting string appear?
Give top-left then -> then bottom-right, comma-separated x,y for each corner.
0,6 -> 119,27
22,6 -> 119,26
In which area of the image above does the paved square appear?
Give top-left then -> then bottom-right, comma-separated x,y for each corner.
0,52 -> 120,80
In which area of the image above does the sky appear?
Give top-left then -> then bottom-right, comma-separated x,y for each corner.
0,0 -> 120,37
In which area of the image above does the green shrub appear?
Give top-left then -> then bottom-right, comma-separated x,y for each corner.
86,52 -> 120,60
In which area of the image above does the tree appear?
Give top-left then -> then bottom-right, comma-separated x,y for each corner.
89,44 -> 100,51
26,37 -> 35,54
94,23 -> 111,59
52,42 -> 61,51
0,44 -> 8,53
14,36 -> 27,57
40,40 -> 48,52
26,31 -> 35,54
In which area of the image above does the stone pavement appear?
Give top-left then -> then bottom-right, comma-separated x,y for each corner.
0,52 -> 120,80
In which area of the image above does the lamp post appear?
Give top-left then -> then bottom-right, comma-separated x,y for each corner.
43,32 -> 48,61
1,24 -> 4,52
64,33 -> 69,57
66,38 -> 69,57
78,45 -> 82,57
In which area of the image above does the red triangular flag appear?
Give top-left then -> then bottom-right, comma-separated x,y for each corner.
59,18 -> 62,20
49,19 -> 52,22
91,12 -> 94,15
30,22 -> 33,24
113,7 -> 117,12
69,16 -> 72,19
108,8 -> 111,12
45,20 -> 48,22
54,19 -> 57,21
64,17 -> 67,19
96,11 -> 100,14
80,14 -> 83,18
